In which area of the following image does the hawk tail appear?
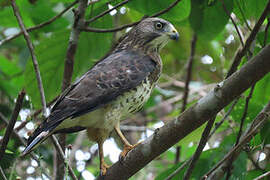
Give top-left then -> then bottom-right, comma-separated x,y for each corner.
21,118 -> 61,156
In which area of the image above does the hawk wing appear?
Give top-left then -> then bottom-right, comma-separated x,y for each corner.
23,50 -> 156,155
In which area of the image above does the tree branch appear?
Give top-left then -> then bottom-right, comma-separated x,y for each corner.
0,0 -> 78,46
182,35 -> 197,112
61,0 -> 88,91
11,0 -> 47,115
96,44 -> 270,179
0,90 -> 25,161
51,135 -> 78,180
226,0 -> 270,78
183,117 -> 216,180
225,84 -> 255,179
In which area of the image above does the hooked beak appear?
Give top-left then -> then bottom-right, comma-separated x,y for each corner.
167,24 -> 179,41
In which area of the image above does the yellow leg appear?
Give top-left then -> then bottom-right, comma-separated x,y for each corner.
114,122 -> 141,158
98,140 -> 110,175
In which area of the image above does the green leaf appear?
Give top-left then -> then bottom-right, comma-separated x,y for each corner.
24,30 -> 69,108
0,150 -> 16,170
233,0 -> 268,22
245,170 -> 263,179
0,55 -> 21,76
189,0 -> 233,40
0,6 -> 19,27
261,121 -> 270,145
127,0 -> 191,22
155,162 -> 185,180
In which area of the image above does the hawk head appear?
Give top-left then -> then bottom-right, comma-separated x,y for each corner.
117,17 -> 179,52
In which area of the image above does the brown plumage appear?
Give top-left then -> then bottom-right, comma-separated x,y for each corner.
22,17 -> 179,175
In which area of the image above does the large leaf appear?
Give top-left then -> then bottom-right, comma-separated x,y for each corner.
261,121 -> 270,145
24,30 -> 69,108
233,0 -> 268,22
0,56 -> 23,98
189,0 -> 233,40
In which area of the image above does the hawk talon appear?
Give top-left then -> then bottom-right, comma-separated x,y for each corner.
119,142 -> 141,161
100,161 -> 110,176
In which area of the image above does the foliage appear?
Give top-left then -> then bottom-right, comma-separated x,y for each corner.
0,0 -> 269,179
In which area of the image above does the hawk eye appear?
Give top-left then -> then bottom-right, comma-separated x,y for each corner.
155,22 -> 164,30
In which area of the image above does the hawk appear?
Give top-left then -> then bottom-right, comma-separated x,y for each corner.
22,17 -> 179,175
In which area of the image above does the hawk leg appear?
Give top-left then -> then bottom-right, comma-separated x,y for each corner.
98,140 -> 110,175
114,122 -> 141,158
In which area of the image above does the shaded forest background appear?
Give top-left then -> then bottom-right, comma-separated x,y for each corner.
0,0 -> 270,179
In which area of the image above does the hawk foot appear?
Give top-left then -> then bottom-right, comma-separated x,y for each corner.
119,142 -> 141,160
100,161 -> 110,176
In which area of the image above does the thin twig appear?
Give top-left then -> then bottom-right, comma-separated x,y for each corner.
11,0 -> 47,115
236,85 -> 255,145
226,0 -> 270,78
0,0 -> 78,46
183,117 -> 216,180
0,90 -> 25,161
174,34 -> 196,167
181,35 -> 197,112
208,98 -> 239,139
85,0 -> 130,26
32,96 -> 58,118
235,0 -> 252,31
82,0 -> 182,33
151,0 -> 182,17
254,171 -> 270,180
165,158 -> 192,180
0,166 -> 7,180
246,152 -> 265,172
51,135 -> 78,180
82,21 -> 138,32
225,84 -> 255,179
220,0 -> 244,47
